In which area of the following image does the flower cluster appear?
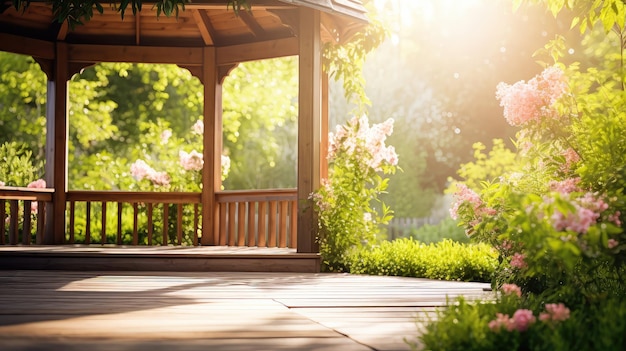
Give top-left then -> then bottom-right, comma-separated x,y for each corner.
0,180 -> 4,187
179,150 -> 203,171
501,283 -> 522,297
130,159 -> 171,187
539,303 -> 570,323
328,116 -> 398,172
510,252 -> 527,269
489,303 -> 569,333
489,309 -> 536,332
449,183 -> 496,229
192,120 -> 204,135
549,192 -> 608,234
495,66 -> 568,126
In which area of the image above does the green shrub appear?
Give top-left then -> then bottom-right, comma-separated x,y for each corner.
416,295 -> 626,351
408,218 -> 469,244
349,238 -> 498,282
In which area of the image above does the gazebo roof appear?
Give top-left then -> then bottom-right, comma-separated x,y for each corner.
0,0 -> 367,48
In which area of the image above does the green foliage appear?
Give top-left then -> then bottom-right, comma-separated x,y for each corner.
323,0 -> 388,114
422,1 -> 626,348
408,218 -> 469,244
417,295 -> 626,351
349,238 -> 497,282
447,139 -> 518,194
0,141 -> 41,186
312,116 -> 398,272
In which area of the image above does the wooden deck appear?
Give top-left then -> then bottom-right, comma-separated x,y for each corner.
0,246 -> 321,272
0,270 -> 492,351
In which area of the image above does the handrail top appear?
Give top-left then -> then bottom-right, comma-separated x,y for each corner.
0,186 -> 54,193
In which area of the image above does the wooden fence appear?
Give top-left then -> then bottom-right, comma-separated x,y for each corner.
387,217 -> 437,240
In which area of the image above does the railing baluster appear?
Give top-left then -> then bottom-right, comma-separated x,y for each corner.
228,203 -> 236,246
176,203 -> 183,245
247,202 -> 255,246
36,200 -> 45,244
132,203 -> 138,245
117,202 -> 123,245
219,203 -> 227,245
289,199 -> 297,248
0,199 -> 5,245
147,203 -> 153,246
162,203 -> 169,246
279,200 -> 288,248
193,203 -> 199,246
268,201 -> 277,247
258,201 -> 267,247
69,201 -> 75,244
101,201 -> 107,245
22,200 -> 31,245
85,201 -> 91,245
9,200 -> 18,245
237,201 -> 246,246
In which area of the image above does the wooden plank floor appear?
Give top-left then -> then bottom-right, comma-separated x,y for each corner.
0,270 -> 492,351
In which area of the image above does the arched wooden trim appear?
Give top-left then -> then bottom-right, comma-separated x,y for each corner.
184,64 -> 239,85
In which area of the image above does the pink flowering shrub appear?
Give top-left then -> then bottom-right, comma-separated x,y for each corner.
312,115 -> 398,272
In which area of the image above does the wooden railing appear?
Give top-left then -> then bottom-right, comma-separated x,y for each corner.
215,189 -> 298,248
0,187 -> 53,245
65,191 -> 202,246
0,188 -> 298,247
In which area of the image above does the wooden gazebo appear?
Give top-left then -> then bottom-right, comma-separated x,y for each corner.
0,0 -> 367,272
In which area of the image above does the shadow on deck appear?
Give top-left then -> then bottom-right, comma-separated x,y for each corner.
0,246 -> 321,273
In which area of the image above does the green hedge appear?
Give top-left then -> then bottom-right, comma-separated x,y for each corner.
349,238 -> 498,282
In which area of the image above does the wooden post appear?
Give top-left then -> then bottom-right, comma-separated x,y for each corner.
297,7 -> 322,254
44,42 -> 69,244
200,47 -> 222,246
321,72 -> 329,180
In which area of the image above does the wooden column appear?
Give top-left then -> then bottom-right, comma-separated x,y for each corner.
201,47 -> 222,246
297,8 -> 322,254
44,42 -> 69,244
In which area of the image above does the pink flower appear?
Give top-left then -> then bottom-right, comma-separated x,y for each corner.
549,178 -> 582,194
192,120 -> 204,135
608,211 -> 621,227
608,239 -> 619,249
179,150 -> 204,171
510,252 -> 527,269
562,148 -> 581,170
27,179 -> 46,188
540,303 -> 570,322
148,171 -> 170,186
501,283 -> 522,297
496,66 -> 568,126
489,313 -> 515,332
130,160 -> 155,181
512,309 -> 536,331
0,181 -> 5,187
449,183 -> 482,220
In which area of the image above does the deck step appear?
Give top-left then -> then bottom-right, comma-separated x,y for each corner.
0,246 -> 321,273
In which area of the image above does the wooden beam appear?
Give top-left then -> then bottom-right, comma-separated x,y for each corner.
297,7 -> 321,254
56,21 -> 69,41
192,9 -> 215,46
135,13 -> 141,45
201,47 -> 222,246
67,44 -> 204,65
216,37 -> 298,65
44,42 -> 69,245
0,33 -> 54,60
239,11 -> 266,38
